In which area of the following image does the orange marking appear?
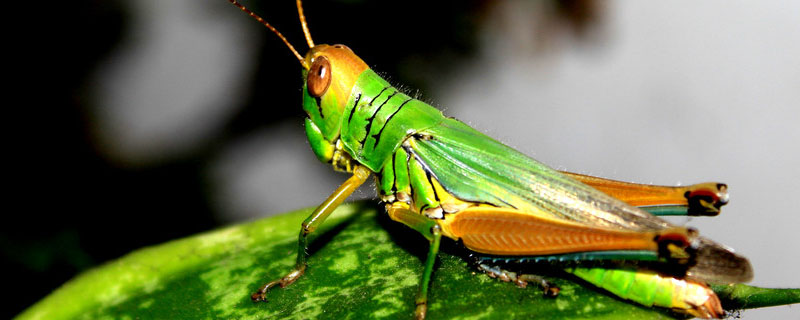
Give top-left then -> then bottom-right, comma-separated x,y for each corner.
562,172 -> 688,207
441,206 -> 678,256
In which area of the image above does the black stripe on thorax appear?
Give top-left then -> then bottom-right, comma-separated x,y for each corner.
370,86 -> 390,105
347,92 -> 362,124
404,147 -> 414,205
426,170 -> 440,202
360,91 -> 398,145
390,150 -> 397,193
371,98 -> 413,149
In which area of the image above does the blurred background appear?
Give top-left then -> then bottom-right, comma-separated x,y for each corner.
6,0 -> 799,318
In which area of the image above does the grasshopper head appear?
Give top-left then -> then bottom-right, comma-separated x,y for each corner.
302,45 -> 368,142
227,0 -> 368,163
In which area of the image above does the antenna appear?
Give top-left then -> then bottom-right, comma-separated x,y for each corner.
228,0 -> 309,69
296,0 -> 315,49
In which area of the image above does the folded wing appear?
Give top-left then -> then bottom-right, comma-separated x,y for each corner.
411,118 -> 752,283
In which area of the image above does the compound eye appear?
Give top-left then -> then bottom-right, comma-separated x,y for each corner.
307,56 -> 332,97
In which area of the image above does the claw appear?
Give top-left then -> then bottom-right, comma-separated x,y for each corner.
251,291 -> 268,302
543,285 -> 560,297
519,274 -> 560,297
251,267 -> 306,303
250,280 -> 280,302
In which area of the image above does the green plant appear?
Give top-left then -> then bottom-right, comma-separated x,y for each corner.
16,202 -> 800,319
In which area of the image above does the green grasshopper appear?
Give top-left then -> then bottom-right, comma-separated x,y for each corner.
229,1 -> 752,318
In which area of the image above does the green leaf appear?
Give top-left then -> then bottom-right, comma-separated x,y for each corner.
16,201 -> 800,320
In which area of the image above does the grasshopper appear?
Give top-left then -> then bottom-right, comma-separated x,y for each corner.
229,1 -> 752,318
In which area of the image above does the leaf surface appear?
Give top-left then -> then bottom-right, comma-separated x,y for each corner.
16,202 -> 800,320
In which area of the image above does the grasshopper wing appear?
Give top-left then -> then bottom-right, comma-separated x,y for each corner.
410,118 -> 752,283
